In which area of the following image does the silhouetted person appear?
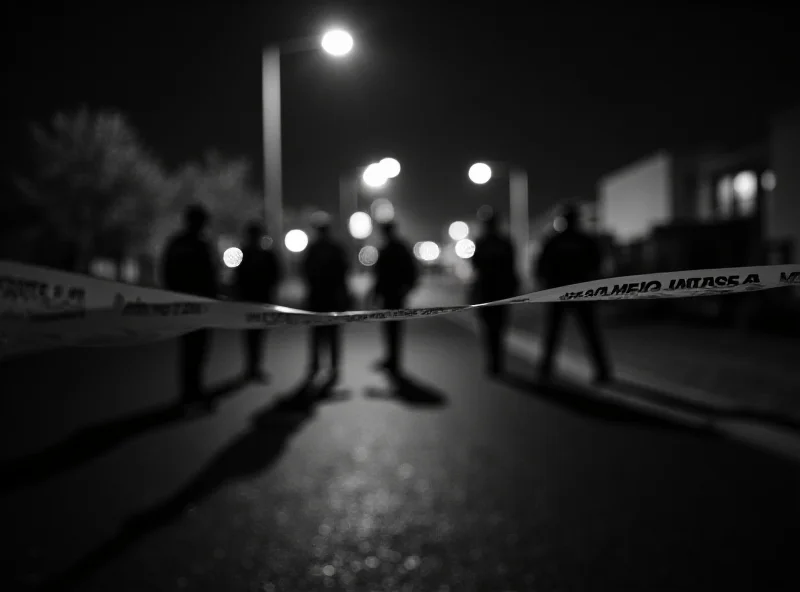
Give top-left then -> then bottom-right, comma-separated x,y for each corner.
161,204 -> 217,409
234,221 -> 283,382
535,203 -> 612,384
372,221 -> 419,375
470,211 -> 519,376
302,214 -> 351,382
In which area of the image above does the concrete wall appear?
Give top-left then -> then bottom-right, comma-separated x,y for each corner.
768,106 -> 800,264
597,152 -> 673,244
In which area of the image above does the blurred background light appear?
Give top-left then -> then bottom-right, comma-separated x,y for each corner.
733,170 -> 757,200
448,221 -> 469,241
285,229 -> 308,253
418,241 -> 440,262
223,247 -> 243,268
468,162 -> 492,184
379,157 -> 401,179
371,198 -> 395,223
320,29 -> 354,57
348,211 -> 373,239
454,238 -> 475,259
362,163 -> 388,188
358,245 -> 379,266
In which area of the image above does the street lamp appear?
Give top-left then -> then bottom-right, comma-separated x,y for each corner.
455,238 -> 476,259
321,29 -> 354,56
379,157 -> 401,179
468,162 -> 492,185
262,28 -> 354,257
467,160 -> 530,284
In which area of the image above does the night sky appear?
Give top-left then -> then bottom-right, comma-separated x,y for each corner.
5,1 -> 799,242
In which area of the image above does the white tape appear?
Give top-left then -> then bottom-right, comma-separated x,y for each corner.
2,260 -> 799,358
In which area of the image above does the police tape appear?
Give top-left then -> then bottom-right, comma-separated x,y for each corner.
1,260 -> 799,358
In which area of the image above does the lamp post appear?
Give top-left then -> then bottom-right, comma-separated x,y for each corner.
468,161 -> 530,285
262,29 -> 354,255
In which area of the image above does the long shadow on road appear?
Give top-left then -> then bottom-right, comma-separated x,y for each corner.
499,372 -> 707,433
611,380 -> 800,432
39,376 -> 346,592
0,376 -> 249,496
364,371 -> 448,408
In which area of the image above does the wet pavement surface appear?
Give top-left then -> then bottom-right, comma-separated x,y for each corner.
1,315 -> 799,591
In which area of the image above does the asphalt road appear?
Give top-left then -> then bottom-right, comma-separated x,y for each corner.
1,315 -> 799,591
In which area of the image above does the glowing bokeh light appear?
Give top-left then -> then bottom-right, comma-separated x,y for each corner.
468,162 -> 492,184
448,221 -> 469,241
418,241 -> 440,262
454,238 -> 475,259
320,29 -> 354,57
379,157 -> 401,179
733,171 -> 757,201
362,163 -> 388,188
358,245 -> 379,266
285,229 -> 309,253
371,198 -> 395,223
348,211 -> 373,239
223,247 -> 243,268
761,170 -> 776,192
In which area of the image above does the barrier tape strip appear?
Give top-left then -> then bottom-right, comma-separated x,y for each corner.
1,260 -> 799,358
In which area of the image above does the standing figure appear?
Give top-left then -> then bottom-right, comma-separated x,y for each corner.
372,221 -> 418,376
470,211 -> 519,376
234,221 -> 283,382
161,204 -> 218,410
535,203 -> 612,384
301,214 -> 351,383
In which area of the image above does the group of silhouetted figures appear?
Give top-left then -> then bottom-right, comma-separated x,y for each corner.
161,202 -> 611,411
471,204 -> 612,384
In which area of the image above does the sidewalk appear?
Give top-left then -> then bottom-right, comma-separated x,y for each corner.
413,275 -> 800,424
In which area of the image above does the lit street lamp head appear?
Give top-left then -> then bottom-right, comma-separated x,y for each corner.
321,29 -> 354,57
362,163 -> 388,188
468,162 -> 492,184
379,157 -> 401,179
